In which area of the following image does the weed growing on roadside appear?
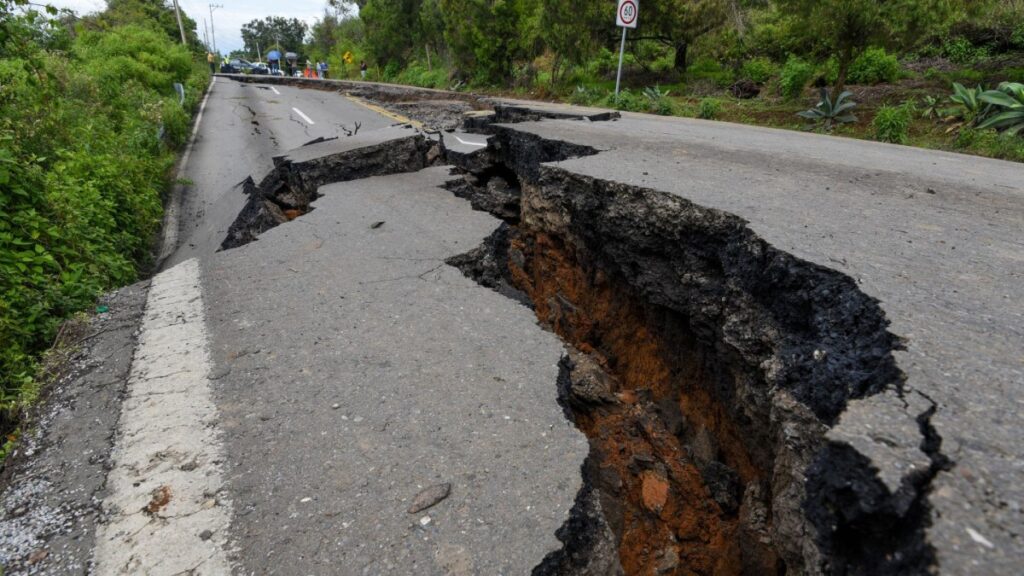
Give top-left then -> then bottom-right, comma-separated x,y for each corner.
874,102 -> 914,143
644,86 -> 676,115
955,127 -> 1024,161
699,97 -> 722,119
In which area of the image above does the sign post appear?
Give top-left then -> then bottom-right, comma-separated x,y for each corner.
615,0 -> 638,98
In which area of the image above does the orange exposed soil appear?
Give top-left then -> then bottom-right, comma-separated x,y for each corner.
510,231 -> 780,575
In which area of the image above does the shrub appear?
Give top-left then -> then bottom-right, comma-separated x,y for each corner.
848,47 -> 901,85
780,55 -> 814,100
570,85 -> 601,106
601,90 -> 647,112
955,127 -> 1024,161
699,97 -> 722,120
643,86 -> 676,115
688,57 -> 735,88
741,57 -> 776,83
1013,24 -> 1024,49
873,103 -> 913,143
394,62 -> 448,89
0,21 -> 207,435
943,37 -> 989,65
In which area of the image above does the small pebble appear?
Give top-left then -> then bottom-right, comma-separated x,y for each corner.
419,516 -> 431,527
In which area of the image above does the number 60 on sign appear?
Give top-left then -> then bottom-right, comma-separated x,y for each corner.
617,0 -> 638,28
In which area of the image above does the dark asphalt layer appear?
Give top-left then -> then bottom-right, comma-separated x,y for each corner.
502,112 -> 1024,574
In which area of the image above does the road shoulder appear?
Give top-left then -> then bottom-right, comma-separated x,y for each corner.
0,282 -> 149,574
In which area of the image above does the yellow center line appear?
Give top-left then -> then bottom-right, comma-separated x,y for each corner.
343,95 -> 424,129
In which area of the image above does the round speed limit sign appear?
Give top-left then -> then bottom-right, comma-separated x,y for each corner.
617,0 -> 638,28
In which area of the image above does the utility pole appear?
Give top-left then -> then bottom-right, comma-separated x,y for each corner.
171,0 -> 187,45
209,4 -> 223,54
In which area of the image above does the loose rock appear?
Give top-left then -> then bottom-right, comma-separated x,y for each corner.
407,483 -> 452,514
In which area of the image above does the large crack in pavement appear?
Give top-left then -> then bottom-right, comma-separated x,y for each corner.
209,94 -> 948,574
441,120 -> 946,575
221,126 -> 443,249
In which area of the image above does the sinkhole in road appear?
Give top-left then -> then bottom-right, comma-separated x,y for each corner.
444,124 -> 944,576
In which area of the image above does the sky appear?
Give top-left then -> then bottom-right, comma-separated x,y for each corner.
44,0 -> 339,55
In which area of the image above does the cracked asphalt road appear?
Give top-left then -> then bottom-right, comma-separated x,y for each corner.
165,79 -> 397,268
498,113 -> 1024,573
1,77 -> 1021,575
204,167 -> 585,574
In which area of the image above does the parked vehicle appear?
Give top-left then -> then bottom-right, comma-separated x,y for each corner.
220,58 -> 269,75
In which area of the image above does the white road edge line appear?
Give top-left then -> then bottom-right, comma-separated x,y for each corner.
454,135 -> 487,147
157,76 -> 215,268
94,258 -> 234,575
292,107 -> 316,125
270,86 -> 281,95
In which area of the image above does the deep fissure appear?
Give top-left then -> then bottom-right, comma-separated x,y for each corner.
210,94 -> 948,574
443,123 -> 945,575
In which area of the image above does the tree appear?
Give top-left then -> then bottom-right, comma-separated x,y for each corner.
777,0 -> 954,98
240,16 -> 308,56
359,0 -> 419,66
440,0 -> 541,85
539,0 -> 607,84
309,10 -> 342,57
417,0 -> 446,69
89,0 -> 203,52
630,0 -> 730,71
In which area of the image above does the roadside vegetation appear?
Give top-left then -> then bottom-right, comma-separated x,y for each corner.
0,0 -> 208,452
269,0 -> 1024,162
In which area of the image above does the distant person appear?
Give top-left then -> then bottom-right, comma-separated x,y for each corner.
305,59 -> 313,78
285,52 -> 298,77
360,61 -> 367,80
207,52 -> 215,74
267,49 -> 281,74
320,61 -> 328,79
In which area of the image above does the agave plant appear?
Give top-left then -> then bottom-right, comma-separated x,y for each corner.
978,82 -> 1024,136
642,85 -> 672,100
941,83 -> 991,131
797,88 -> 857,130
920,95 -> 940,119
